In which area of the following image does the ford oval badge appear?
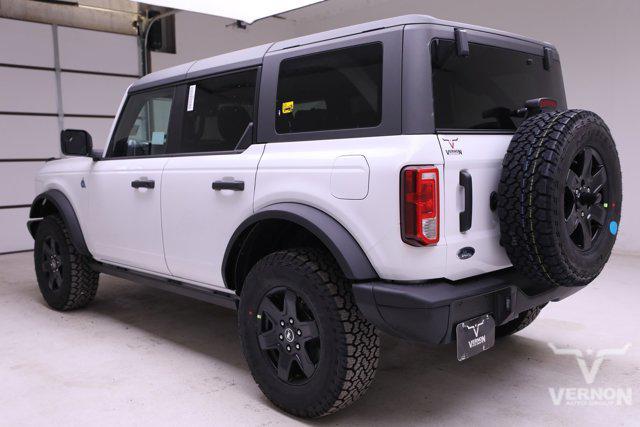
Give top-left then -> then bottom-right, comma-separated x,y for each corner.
457,247 -> 475,260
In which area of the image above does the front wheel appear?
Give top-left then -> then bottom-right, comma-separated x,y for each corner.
238,248 -> 379,418
34,215 -> 99,311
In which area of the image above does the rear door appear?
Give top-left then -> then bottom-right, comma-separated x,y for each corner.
430,38 -> 567,279
161,69 -> 262,287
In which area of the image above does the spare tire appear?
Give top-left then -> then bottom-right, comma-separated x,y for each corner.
498,109 -> 622,289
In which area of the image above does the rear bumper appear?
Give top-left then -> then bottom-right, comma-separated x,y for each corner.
352,269 -> 584,344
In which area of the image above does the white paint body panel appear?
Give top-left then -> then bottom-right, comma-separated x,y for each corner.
88,158 -> 170,274
35,157 -> 94,253
33,133 -> 511,283
255,135 -> 450,281
437,134 -> 512,280
330,155 -> 370,200
161,145 -> 265,286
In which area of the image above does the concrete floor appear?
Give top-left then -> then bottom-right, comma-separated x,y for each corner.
0,252 -> 638,426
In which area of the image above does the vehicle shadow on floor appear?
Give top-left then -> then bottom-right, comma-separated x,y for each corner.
71,275 -> 557,423
85,275 -> 247,372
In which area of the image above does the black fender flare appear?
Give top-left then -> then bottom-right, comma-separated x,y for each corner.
222,203 -> 378,288
28,189 -> 91,256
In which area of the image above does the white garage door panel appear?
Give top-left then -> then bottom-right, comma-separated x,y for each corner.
0,208 -> 31,253
0,19 -> 139,254
0,18 -> 54,68
0,162 -> 42,206
58,27 -> 138,76
61,73 -> 134,116
0,68 -> 58,113
0,115 -> 60,159
64,117 -> 114,150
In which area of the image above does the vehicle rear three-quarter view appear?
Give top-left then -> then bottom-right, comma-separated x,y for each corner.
26,15 -> 622,419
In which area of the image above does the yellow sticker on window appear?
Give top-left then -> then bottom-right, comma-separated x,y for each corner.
282,101 -> 294,114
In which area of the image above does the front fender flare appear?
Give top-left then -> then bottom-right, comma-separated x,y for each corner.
223,203 -> 378,287
28,189 -> 91,256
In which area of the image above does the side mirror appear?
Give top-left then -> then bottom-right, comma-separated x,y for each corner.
61,129 -> 93,157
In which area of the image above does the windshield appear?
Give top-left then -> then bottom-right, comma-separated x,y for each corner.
431,39 -> 566,131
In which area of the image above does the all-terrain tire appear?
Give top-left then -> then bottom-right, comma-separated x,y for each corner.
238,248 -> 380,418
496,305 -> 544,337
498,110 -> 622,289
34,215 -> 99,310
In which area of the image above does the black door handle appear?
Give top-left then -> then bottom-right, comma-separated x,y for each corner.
459,170 -> 472,233
212,180 -> 244,191
131,179 -> 155,189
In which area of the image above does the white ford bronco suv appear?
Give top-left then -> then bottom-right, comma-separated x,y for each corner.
28,15 -> 622,418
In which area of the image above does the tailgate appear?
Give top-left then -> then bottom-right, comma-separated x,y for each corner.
438,134 -> 511,280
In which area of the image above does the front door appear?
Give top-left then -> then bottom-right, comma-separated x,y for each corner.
88,87 -> 175,274
161,69 -> 262,286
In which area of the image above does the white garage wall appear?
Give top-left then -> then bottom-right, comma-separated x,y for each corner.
63,117 -> 115,150
0,67 -> 58,113
0,208 -> 30,253
0,17 -> 54,67
0,116 -> 60,159
0,17 -> 137,254
0,162 -> 43,206
56,26 -> 137,152
60,73 -> 133,116
0,18 -> 58,253
150,11 -> 300,71
57,26 -> 138,75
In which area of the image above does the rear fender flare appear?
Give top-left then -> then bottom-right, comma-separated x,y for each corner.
223,203 -> 378,288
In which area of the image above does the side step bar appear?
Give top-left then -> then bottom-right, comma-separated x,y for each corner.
91,261 -> 239,310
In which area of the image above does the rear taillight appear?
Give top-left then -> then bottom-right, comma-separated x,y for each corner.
401,166 -> 439,246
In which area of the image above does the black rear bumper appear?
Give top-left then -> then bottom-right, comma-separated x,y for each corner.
352,269 -> 584,344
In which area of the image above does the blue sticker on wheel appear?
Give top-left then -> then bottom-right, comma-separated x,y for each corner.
609,221 -> 618,235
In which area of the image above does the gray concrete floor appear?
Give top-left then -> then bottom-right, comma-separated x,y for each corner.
1,252 -> 638,426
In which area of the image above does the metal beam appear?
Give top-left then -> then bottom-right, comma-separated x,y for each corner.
0,0 -> 138,35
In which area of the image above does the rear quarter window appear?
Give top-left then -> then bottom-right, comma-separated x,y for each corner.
275,43 -> 383,134
431,40 -> 566,131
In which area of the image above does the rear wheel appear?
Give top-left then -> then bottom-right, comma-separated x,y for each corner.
238,248 -> 379,418
34,215 -> 99,311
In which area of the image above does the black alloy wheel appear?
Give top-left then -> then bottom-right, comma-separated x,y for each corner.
256,287 -> 320,384
498,109 -> 622,288
34,215 -> 99,310
564,147 -> 608,251
238,248 -> 380,418
41,236 -> 65,291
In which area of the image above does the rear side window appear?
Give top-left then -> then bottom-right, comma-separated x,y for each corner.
178,69 -> 256,153
110,87 -> 174,157
275,43 -> 383,134
431,40 -> 566,131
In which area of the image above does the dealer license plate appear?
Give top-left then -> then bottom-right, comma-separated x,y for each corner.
456,314 -> 495,361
